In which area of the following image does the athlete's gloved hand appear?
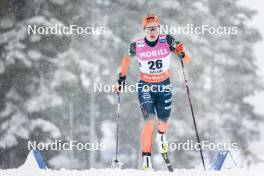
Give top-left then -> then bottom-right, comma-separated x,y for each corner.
118,73 -> 126,89
175,43 -> 185,60
115,73 -> 126,95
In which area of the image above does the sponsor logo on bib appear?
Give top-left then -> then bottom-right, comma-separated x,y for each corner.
137,41 -> 145,47
139,49 -> 169,59
159,38 -> 166,43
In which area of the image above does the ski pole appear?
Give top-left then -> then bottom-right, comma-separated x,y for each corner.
179,53 -> 206,170
115,95 -> 121,163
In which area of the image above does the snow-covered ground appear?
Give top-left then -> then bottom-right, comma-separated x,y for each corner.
1,150 -> 263,176
1,166 -> 264,176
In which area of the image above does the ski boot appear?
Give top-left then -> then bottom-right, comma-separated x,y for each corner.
142,154 -> 152,171
157,132 -> 169,154
157,132 -> 173,172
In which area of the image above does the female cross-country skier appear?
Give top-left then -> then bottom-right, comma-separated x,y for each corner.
116,14 -> 190,170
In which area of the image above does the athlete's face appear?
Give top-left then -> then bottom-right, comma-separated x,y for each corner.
144,24 -> 160,41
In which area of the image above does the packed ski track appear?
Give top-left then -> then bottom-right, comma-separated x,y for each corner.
1,166 -> 264,176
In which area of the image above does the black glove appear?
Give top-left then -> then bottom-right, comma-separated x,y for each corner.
117,73 -> 126,91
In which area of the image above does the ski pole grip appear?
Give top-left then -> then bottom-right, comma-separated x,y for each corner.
178,52 -> 185,59
175,41 -> 185,59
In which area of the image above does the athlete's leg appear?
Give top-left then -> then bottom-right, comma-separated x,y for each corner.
138,91 -> 156,155
141,115 -> 156,155
157,120 -> 169,134
155,80 -> 172,153
138,81 -> 157,169
156,86 -> 172,130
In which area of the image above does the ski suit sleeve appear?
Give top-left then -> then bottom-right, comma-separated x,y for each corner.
119,42 -> 136,76
166,34 -> 191,64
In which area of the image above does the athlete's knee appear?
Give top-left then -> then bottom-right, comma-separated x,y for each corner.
144,114 -> 156,124
158,120 -> 169,134
143,115 -> 156,133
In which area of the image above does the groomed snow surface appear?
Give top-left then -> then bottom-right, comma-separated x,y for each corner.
0,150 -> 263,176
0,166 -> 264,176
